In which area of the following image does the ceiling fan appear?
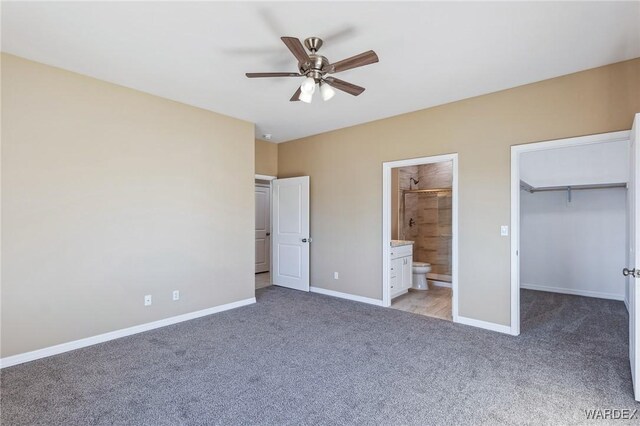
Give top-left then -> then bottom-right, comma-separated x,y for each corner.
246,36 -> 379,103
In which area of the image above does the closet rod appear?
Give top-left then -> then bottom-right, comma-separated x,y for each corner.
528,182 -> 627,193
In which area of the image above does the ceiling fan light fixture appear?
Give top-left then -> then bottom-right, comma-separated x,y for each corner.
300,77 -> 316,94
245,36 -> 377,102
320,82 -> 335,101
298,90 -> 313,103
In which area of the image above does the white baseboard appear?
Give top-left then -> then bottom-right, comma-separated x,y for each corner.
310,286 -> 383,306
455,315 -> 512,335
430,280 -> 452,288
0,297 -> 256,369
521,283 -> 625,301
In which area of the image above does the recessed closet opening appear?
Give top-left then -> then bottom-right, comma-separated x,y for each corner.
511,132 -> 631,336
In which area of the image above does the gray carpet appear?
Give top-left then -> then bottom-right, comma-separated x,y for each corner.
0,288 -> 635,425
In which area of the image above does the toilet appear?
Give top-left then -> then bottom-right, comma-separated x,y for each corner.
412,262 -> 431,290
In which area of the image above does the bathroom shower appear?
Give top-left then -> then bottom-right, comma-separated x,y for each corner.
394,163 -> 453,283
400,189 -> 452,280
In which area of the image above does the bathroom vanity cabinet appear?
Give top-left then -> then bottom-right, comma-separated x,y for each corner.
390,243 -> 413,298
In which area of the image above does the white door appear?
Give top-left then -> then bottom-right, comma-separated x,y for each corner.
255,184 -> 270,274
628,113 -> 640,401
272,176 -> 310,291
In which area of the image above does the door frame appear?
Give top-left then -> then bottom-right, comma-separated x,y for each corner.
255,174 -> 276,182
382,153 -> 459,323
255,174 -> 276,277
254,183 -> 271,274
509,130 -> 631,336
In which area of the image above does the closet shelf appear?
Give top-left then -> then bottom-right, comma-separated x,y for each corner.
520,180 -> 627,193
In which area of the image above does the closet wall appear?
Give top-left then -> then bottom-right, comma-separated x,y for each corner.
520,188 -> 626,300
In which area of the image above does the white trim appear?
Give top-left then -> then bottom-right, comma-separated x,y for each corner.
513,130 -> 630,154
310,286 -> 383,306
521,283 -> 625,301
255,174 -> 276,181
255,180 -> 273,276
626,283 -> 630,312
456,315 -> 512,334
510,130 -> 631,337
382,153 -> 459,323
0,297 -> 256,369
510,146 -> 521,336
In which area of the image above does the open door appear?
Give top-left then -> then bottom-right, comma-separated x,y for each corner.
628,113 -> 640,401
272,176 -> 310,292
255,184 -> 270,273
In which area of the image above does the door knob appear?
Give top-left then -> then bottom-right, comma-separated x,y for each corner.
266,232 -> 271,236
302,238 -> 307,243
623,268 -> 637,277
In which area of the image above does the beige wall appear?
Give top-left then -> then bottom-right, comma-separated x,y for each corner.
255,139 -> 278,176
278,58 -> 640,326
1,54 -> 255,357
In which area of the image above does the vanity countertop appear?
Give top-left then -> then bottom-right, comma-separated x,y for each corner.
390,240 -> 414,247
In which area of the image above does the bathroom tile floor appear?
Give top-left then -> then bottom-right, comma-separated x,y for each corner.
391,286 -> 452,321
255,272 -> 271,289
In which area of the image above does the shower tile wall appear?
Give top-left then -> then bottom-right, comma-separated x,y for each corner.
398,162 -> 452,276
398,166 -> 420,241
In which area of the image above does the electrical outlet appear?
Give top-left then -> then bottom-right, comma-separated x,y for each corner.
144,295 -> 152,306
172,290 -> 180,301
501,225 -> 509,237
334,272 -> 339,280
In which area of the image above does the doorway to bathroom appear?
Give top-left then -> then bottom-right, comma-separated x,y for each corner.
382,154 -> 459,323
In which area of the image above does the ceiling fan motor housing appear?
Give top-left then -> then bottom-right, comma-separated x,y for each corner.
298,37 -> 330,82
299,55 -> 330,81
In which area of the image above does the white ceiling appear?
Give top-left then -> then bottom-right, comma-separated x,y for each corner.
3,2 -> 639,143
520,140 -> 630,188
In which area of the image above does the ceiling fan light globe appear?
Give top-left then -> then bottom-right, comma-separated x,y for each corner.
299,91 -> 313,103
300,77 -> 316,94
320,83 -> 336,101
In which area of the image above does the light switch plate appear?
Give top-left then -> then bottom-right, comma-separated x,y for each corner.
501,225 -> 509,236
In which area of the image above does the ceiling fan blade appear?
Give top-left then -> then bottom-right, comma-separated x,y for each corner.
324,77 -> 365,96
281,37 -> 310,64
328,50 -> 379,73
246,72 -> 301,78
289,87 -> 302,102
